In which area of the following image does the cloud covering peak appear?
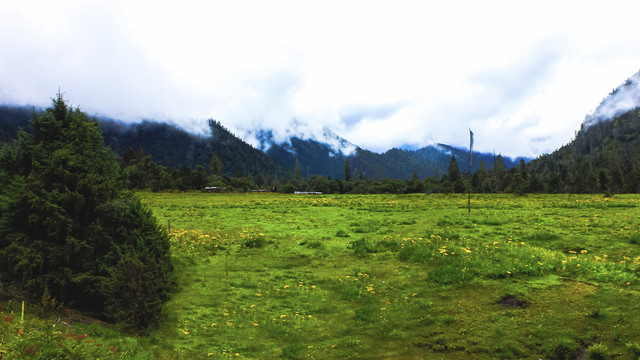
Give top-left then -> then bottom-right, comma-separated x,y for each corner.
583,70 -> 640,128
2,1 -> 640,158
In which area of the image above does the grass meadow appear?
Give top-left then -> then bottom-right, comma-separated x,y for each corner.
3,192 -> 640,359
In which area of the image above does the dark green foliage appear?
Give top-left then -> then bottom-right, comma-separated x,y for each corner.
335,229 -> 350,237
546,337 -> 580,360
209,153 -> 223,175
0,105 -> 32,142
349,238 -> 378,257
101,119 -> 288,180
265,136 -> 522,181
241,233 -> 267,249
448,155 -> 461,182
586,343 -> 609,360
344,159 -> 351,181
0,94 -> 172,331
528,109 -> 640,194
294,158 -> 303,182
97,196 -> 173,332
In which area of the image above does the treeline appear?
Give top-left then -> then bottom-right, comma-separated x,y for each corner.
119,147 -> 533,194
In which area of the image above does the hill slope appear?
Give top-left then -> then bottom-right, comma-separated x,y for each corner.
101,119 -> 286,178
0,108 -> 286,178
528,108 -> 640,193
264,135 -> 524,180
525,68 -> 640,193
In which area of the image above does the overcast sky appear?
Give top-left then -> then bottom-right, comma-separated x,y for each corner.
1,1 -> 640,157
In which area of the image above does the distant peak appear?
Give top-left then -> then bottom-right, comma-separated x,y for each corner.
583,69 -> 640,128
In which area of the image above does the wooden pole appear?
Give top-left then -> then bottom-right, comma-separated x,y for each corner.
468,129 -> 473,213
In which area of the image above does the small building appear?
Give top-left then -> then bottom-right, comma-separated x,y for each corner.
203,186 -> 227,193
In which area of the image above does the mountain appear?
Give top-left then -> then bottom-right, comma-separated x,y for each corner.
527,108 -> 640,193
0,104 -> 526,180
103,119 -> 288,178
0,108 -> 285,178
526,69 -> 640,193
0,105 -> 33,142
262,132 -> 525,180
2,67 -> 639,192
583,69 -> 640,129
251,119 -> 527,179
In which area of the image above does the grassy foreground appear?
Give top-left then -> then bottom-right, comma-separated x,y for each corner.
3,193 -> 640,359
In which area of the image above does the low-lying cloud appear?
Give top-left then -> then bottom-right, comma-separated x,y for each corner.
2,1 -> 640,158
583,70 -> 640,128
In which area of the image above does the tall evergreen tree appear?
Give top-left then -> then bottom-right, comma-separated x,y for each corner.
0,93 -> 173,331
447,155 -> 461,182
493,154 -> 506,192
476,160 -> 488,192
447,155 -> 465,192
344,160 -> 352,181
209,153 -> 223,176
294,159 -> 303,182
627,140 -> 640,193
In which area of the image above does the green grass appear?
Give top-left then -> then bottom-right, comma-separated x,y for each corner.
3,192 -> 640,359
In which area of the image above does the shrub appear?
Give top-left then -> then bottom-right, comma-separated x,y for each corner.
587,343 -> 609,360
242,234 -> 267,248
305,240 -> 323,249
625,342 -> 640,356
546,337 -> 579,360
349,238 -> 378,257
335,229 -> 350,237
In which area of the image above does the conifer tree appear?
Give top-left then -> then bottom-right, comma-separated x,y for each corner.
0,93 -> 172,331
294,158 -> 303,182
344,160 -> 352,181
447,155 -> 461,182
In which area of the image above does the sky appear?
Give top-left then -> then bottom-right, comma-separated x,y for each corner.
1,1 -> 640,158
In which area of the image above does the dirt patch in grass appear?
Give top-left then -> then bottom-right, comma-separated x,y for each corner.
498,295 -> 528,308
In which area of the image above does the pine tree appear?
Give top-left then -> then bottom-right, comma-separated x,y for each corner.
627,140 -> 640,193
0,93 -> 173,331
447,155 -> 465,192
447,155 -> 461,182
476,160 -> 488,192
294,159 -> 303,182
209,153 -> 223,176
344,160 -> 352,182
493,154 -> 506,192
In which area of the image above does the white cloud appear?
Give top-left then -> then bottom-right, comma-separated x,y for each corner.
1,0 -> 640,157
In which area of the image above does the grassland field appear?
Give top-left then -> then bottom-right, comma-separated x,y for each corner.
2,192 -> 640,359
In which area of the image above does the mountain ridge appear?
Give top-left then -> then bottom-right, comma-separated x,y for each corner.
583,69 -> 640,129
0,105 -> 524,180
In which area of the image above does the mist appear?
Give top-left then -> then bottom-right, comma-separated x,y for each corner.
2,1 -> 640,158
583,70 -> 640,128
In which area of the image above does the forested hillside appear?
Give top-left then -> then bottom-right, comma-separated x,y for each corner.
101,119 -> 286,178
527,109 -> 640,193
0,105 -> 32,142
264,137 -> 523,180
